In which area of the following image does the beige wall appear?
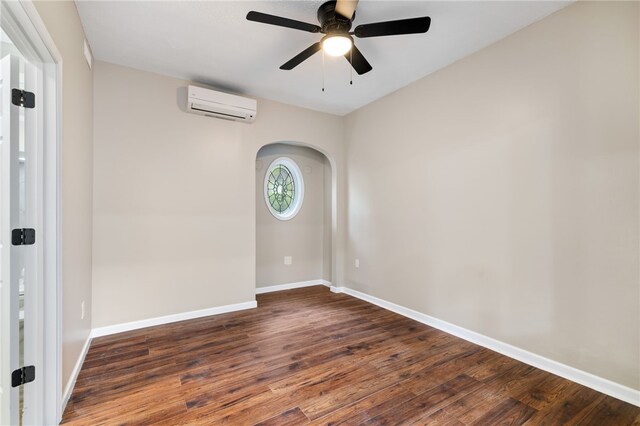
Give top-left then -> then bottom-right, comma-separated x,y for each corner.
33,1 -> 93,393
345,1 -> 639,389
256,144 -> 330,287
92,61 -> 345,328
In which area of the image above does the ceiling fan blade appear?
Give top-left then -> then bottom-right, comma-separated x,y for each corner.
335,0 -> 358,19
280,42 -> 322,70
354,16 -> 431,38
246,11 -> 321,33
344,45 -> 372,75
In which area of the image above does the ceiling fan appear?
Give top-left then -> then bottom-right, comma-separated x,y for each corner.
246,0 -> 431,76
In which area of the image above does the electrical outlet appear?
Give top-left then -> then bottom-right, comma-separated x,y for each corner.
284,256 -> 292,265
355,259 -> 360,268
81,301 -> 85,320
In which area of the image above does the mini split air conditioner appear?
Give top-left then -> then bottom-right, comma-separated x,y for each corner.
186,85 -> 257,123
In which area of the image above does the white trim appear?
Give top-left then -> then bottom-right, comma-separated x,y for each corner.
256,279 -> 331,294
332,286 -> 640,407
16,3 -> 64,424
91,301 -> 258,338
17,1 -> 62,62
61,333 -> 91,414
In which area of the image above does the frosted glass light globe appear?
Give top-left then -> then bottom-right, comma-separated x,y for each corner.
322,35 -> 352,57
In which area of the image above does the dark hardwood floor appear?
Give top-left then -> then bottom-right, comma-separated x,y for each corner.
62,286 -> 640,425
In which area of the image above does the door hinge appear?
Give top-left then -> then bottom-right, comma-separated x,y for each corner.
11,89 -> 35,109
11,228 -> 35,246
11,366 -> 35,387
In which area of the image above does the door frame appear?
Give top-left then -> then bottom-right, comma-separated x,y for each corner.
1,1 -> 61,423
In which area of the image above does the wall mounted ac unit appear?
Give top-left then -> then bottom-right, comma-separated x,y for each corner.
186,85 -> 257,123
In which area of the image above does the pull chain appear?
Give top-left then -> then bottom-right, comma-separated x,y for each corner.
322,49 -> 325,92
350,47 -> 353,85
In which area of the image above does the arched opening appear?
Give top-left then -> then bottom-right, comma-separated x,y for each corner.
255,142 -> 334,293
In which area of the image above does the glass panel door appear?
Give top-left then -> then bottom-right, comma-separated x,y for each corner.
0,27 -> 37,425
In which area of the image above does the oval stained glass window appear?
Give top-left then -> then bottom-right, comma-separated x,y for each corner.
263,157 -> 304,220
267,164 -> 295,213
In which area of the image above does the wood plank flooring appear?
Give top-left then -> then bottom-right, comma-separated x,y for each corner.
62,286 -> 640,425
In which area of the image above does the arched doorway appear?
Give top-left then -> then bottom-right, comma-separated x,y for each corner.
255,143 -> 333,293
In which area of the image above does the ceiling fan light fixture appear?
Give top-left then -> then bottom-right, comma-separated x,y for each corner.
322,34 -> 352,56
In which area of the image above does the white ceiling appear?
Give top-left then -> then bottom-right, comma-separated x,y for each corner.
76,1 -> 571,116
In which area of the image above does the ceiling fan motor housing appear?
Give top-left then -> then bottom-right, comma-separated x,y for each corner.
318,1 -> 353,35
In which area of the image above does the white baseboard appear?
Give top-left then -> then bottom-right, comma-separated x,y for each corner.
256,279 -> 331,294
91,300 -> 258,338
331,286 -> 640,407
61,333 -> 92,415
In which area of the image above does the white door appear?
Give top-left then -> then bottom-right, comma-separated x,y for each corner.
0,53 -> 21,426
0,53 -> 38,425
